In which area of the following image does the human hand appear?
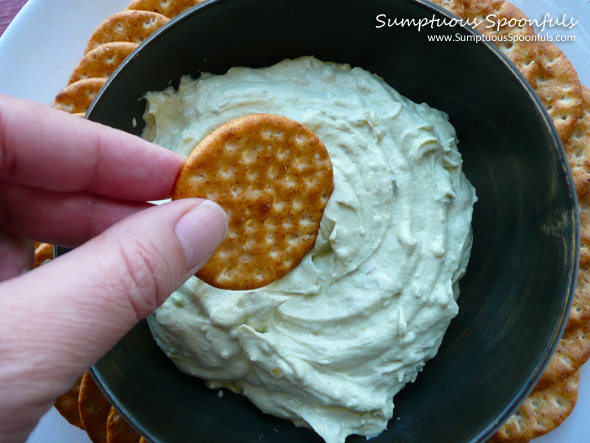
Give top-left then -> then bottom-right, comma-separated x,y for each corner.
0,94 -> 228,442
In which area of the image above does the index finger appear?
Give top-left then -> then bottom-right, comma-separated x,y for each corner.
0,94 -> 184,201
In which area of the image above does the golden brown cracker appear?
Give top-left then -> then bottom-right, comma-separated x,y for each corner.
532,41 -> 582,144
54,375 -> 84,429
106,407 -> 141,443
536,319 -> 590,389
570,189 -> 590,330
51,78 -> 107,114
569,265 -> 590,331
79,371 -> 111,443
490,1 -> 539,83
564,86 -> 590,196
126,0 -> 203,19
33,243 -> 53,268
490,370 -> 580,442
84,10 -> 169,55
428,0 -> 464,18
69,42 -> 138,85
462,0 -> 538,84
173,114 -> 334,290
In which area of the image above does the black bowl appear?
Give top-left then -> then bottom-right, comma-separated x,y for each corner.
83,0 -> 579,441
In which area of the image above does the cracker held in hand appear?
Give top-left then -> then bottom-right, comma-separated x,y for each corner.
173,114 -> 333,290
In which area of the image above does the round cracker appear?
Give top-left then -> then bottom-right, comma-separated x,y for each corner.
462,0 -> 538,84
126,0 -> 203,19
536,319 -> 590,389
84,10 -> 169,54
532,41 -> 582,144
173,113 -> 333,290
69,42 -> 138,85
54,375 -> 84,429
51,78 -> 107,114
490,370 -> 580,442
79,371 -> 112,443
491,1 -> 539,83
106,407 -> 141,443
569,265 -> 590,331
564,86 -> 590,196
569,188 -> 590,330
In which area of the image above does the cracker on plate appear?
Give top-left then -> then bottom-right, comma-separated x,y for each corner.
126,0 -> 204,19
69,42 -> 138,85
54,375 -> 84,429
564,86 -> 590,196
536,317 -> 590,389
490,370 -> 580,442
569,187 -> 590,331
173,113 -> 334,290
462,0 -> 538,83
78,371 -> 112,443
84,10 -> 169,55
51,78 -> 107,114
533,41 -> 582,144
106,406 -> 141,443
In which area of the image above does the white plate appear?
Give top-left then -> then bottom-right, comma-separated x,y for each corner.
0,0 -> 588,442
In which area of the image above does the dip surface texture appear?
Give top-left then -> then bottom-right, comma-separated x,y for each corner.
144,57 -> 477,443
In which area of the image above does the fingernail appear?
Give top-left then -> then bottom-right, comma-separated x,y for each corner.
175,200 -> 228,272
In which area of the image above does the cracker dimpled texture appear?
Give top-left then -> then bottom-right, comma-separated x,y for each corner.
173,114 -> 334,290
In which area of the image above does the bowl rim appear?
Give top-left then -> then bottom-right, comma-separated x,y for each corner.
80,0 -> 580,441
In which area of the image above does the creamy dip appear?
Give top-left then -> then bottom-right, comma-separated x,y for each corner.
144,56 -> 477,443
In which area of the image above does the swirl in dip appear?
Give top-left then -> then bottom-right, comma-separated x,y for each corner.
143,57 -> 477,443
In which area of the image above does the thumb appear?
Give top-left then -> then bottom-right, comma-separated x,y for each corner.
0,199 -> 227,441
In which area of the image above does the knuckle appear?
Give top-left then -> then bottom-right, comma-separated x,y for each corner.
0,105 -> 17,179
113,237 -> 168,321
